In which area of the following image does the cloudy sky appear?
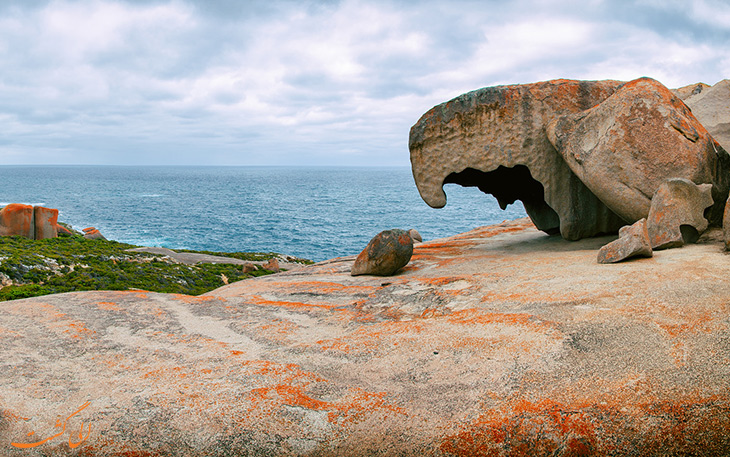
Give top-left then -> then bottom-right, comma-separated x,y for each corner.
1,0 -> 728,166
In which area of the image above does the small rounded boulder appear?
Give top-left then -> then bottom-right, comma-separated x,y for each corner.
351,229 -> 414,276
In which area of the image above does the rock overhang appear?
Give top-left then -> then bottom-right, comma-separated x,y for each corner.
409,77 -> 730,241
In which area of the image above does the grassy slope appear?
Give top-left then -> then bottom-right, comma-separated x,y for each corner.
0,235 -> 312,302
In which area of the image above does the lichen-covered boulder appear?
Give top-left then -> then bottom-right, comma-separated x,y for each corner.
82,227 -> 107,240
674,79 -> 730,153
597,218 -> 653,264
0,203 -> 34,238
409,79 -> 627,241
547,77 -> 730,225
647,178 -> 714,250
263,258 -> 280,273
351,229 -> 413,276
33,206 -> 59,240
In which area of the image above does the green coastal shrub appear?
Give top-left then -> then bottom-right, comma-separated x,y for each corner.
0,235 -> 305,302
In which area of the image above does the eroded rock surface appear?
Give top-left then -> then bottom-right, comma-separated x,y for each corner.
647,178 -> 714,250
2,219 -> 730,456
674,79 -> 730,153
547,77 -> 729,224
0,204 -> 63,240
409,79 -> 627,240
0,204 -> 34,238
351,228 -> 413,276
597,218 -> 652,263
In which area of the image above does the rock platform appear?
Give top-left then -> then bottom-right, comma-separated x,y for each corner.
2,218 -> 730,456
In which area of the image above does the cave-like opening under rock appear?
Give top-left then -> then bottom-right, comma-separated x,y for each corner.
443,165 -> 561,234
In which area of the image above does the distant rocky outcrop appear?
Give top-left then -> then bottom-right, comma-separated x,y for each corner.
351,229 -> 413,276
82,227 -> 107,240
0,204 -> 64,240
410,77 -> 730,241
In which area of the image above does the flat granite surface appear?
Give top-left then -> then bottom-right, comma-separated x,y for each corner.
2,218 -> 730,456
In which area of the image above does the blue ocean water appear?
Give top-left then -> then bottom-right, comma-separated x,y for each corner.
0,166 -> 526,261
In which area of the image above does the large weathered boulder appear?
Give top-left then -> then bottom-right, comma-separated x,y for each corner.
674,79 -> 730,153
351,229 -> 413,276
409,79 -> 627,241
597,218 -> 653,264
0,203 -> 34,238
646,178 -> 714,250
33,206 -> 59,240
547,77 -> 729,225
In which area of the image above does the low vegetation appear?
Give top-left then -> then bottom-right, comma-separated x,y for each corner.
0,235 -> 311,302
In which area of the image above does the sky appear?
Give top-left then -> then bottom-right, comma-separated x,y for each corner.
0,0 -> 728,166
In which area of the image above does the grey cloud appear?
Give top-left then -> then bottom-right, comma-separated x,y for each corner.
0,0 -> 727,167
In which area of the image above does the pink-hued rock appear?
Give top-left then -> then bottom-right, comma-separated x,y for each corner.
351,229 -> 413,276
83,229 -> 107,240
597,218 -> 653,264
674,79 -> 730,153
2,218 -> 730,455
409,79 -> 627,240
262,258 -> 280,273
547,77 -> 729,225
33,206 -> 59,240
646,178 -> 714,250
0,203 -> 34,239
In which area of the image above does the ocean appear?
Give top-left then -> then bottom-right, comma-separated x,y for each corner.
0,166 -> 526,261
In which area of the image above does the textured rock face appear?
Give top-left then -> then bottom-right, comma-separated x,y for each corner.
3,219 -> 730,455
82,228 -> 107,240
33,206 -> 59,240
547,77 -> 729,225
0,204 -> 69,240
409,79 -> 627,240
351,229 -> 413,276
597,218 -> 653,264
0,203 -> 34,238
674,79 -> 730,153
647,178 -> 714,250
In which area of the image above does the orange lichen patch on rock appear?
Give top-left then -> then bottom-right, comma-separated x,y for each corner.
247,294 -> 337,311
439,398 -> 598,457
253,318 -> 301,344
327,389 -> 406,426
441,392 -> 730,456
284,280 -> 376,295
450,220 -> 536,240
95,301 -> 123,311
1,408 -> 30,423
445,308 -> 554,330
170,294 -> 222,304
52,320 -> 96,339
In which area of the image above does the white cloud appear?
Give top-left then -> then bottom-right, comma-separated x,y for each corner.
0,0 -> 727,166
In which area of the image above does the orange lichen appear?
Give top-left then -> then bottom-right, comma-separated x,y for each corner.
170,294 -> 222,304
440,394 -> 730,456
247,295 -> 337,311
96,301 -> 122,311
